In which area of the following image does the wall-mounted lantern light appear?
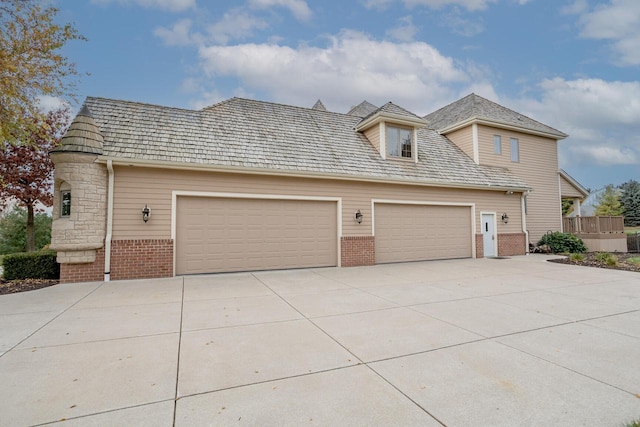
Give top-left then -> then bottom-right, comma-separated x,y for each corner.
501,213 -> 509,224
142,205 -> 151,223
354,209 -> 363,224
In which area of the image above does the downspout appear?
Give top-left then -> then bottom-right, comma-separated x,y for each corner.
521,192 -> 529,254
104,160 -> 114,281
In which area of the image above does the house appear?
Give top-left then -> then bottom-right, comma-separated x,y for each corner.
49,94 -> 586,283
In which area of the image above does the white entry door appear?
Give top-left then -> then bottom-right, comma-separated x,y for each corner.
481,213 -> 496,257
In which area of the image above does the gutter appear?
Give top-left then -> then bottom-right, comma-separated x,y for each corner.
104,160 -> 114,281
521,192 -> 529,254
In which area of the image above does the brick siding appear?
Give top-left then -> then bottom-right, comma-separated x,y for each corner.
341,236 -> 375,267
475,234 -> 484,258
497,233 -> 526,256
59,239 -> 173,283
59,248 -> 105,283
110,239 -> 173,280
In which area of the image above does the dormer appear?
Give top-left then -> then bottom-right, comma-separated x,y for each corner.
355,102 -> 426,163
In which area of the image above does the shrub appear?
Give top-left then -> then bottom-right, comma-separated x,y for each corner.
537,232 -> 587,254
569,253 -> 585,261
2,250 -> 59,280
595,252 -> 618,266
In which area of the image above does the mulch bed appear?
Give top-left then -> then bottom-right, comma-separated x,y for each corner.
0,278 -> 59,295
549,252 -> 640,273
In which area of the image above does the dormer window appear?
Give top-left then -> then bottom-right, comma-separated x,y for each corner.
387,125 -> 412,159
354,101 -> 425,163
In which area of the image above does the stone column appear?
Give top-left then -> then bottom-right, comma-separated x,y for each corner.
49,105 -> 107,270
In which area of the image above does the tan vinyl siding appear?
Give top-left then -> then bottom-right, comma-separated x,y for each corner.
110,166 -> 523,240
476,125 -> 560,243
363,123 -> 381,154
444,127 -> 474,161
560,175 -> 585,198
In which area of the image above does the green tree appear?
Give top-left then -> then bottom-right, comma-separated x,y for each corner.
0,0 -> 85,145
594,185 -> 623,216
562,199 -> 574,216
0,206 -> 52,254
620,179 -> 640,226
0,107 -> 69,251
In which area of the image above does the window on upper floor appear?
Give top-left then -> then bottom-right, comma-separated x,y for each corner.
386,125 -> 412,159
510,138 -> 519,162
494,135 -> 502,154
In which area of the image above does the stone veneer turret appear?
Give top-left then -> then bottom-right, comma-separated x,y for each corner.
49,105 -> 107,266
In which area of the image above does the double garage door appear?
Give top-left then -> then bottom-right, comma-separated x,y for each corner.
175,197 -> 472,275
176,197 -> 338,275
375,203 -> 472,264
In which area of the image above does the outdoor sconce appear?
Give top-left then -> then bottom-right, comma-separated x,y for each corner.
354,210 -> 363,224
142,205 -> 151,223
501,213 -> 509,224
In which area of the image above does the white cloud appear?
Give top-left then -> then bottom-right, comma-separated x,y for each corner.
154,9 -> 269,46
363,0 -> 497,11
575,0 -> 640,65
441,7 -> 484,36
386,16 -> 419,41
512,77 -> 640,167
154,19 -> 202,46
248,0 -> 312,21
196,30 -> 477,113
91,0 -> 195,12
207,9 -> 269,44
575,146 -> 638,166
361,0 -> 394,10
561,0 -> 588,15
37,96 -> 69,113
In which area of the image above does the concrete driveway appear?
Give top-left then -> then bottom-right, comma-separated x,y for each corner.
1,255 -> 639,426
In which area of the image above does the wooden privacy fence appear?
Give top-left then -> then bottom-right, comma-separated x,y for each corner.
563,216 -> 625,234
629,233 -> 640,253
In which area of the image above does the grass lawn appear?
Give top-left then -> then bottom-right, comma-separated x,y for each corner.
626,226 -> 640,234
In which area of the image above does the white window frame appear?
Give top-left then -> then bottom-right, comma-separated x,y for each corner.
386,125 -> 413,160
510,138 -> 519,162
494,135 -> 502,155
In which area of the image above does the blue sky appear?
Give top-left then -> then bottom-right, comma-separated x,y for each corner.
52,0 -> 640,191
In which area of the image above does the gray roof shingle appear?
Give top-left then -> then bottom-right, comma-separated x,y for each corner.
359,102 -> 426,124
346,101 -> 378,117
82,96 -> 529,190
424,93 -> 567,138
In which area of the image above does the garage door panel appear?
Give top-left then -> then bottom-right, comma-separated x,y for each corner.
375,204 -> 471,264
176,197 -> 337,275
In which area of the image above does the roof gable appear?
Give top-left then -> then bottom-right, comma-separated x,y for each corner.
347,101 -> 378,117
424,93 -> 567,139
355,102 -> 427,132
312,99 -> 327,111
559,169 -> 589,198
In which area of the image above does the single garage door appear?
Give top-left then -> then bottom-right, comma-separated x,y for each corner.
375,203 -> 472,263
176,197 -> 337,275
